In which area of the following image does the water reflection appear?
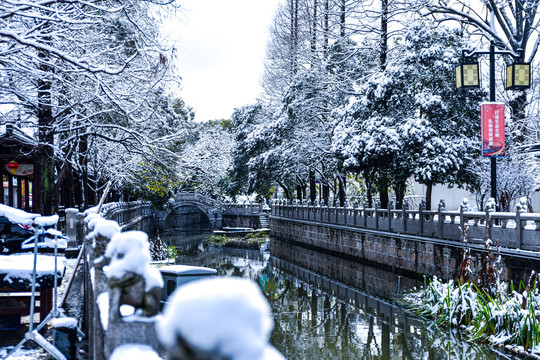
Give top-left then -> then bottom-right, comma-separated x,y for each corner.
162,233 -> 515,360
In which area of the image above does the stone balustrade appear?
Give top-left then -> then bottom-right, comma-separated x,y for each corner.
271,199 -> 540,251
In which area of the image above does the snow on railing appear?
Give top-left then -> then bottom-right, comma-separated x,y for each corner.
271,199 -> 540,251
100,201 -> 152,229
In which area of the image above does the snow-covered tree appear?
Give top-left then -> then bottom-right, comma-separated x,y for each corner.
417,0 -> 540,145
0,0 -> 183,212
333,21 -> 485,209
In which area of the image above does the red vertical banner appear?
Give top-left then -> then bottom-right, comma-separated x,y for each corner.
481,103 -> 505,157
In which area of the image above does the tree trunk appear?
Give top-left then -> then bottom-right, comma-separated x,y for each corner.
309,170 -> 317,204
37,69 -> 56,215
380,0 -> 388,70
322,181 -> 330,205
509,90 -> 528,145
323,0 -> 329,57
364,169 -> 373,208
378,182 -> 389,209
340,0 -> 346,37
80,133 -> 89,208
278,181 -> 291,200
393,178 -> 406,210
296,184 -> 303,202
425,183 -> 433,211
338,176 -> 346,206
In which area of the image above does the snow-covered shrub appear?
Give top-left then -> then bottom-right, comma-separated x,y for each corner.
405,273 -> 540,352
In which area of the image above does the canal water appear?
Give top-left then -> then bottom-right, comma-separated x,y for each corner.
159,232 -> 515,360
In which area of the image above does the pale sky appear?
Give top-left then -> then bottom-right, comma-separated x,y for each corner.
168,0 -> 280,122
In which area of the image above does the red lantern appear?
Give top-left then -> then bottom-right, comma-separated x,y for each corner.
6,161 -> 19,175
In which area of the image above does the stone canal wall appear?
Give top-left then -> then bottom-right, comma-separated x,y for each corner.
271,239 -> 422,299
270,214 -> 540,285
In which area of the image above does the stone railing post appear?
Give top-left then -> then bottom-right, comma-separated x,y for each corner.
419,200 -> 425,236
459,203 -> 465,235
65,208 -> 79,258
388,201 -> 393,232
344,200 -> 348,226
327,200 -> 331,224
516,209 -> 523,249
76,212 -> 85,247
486,207 -> 493,241
375,201 -> 379,230
353,201 -> 358,227
438,199 -> 446,239
403,200 -> 408,234
363,200 -> 368,229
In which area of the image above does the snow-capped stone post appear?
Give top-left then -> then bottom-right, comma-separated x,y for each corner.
419,199 -> 426,237
459,198 -> 469,235
363,200 -> 368,228
374,201 -> 379,230
485,197 -> 496,241
387,200 -> 394,232
516,204 -> 524,249
103,231 -> 163,322
438,199 -> 446,239
157,277 -> 284,360
402,199 -> 408,233
65,208 -> 79,258
353,201 -> 358,227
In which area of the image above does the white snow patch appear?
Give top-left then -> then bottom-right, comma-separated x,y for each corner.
51,317 -> 78,329
0,254 -> 65,283
157,277 -> 284,360
0,347 -> 43,359
104,231 -> 163,292
33,214 -> 59,227
109,344 -> 162,360
97,291 -> 109,331
0,204 -> 38,226
87,218 -> 121,240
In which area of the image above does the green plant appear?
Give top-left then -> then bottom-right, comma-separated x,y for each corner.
205,235 -> 231,246
166,245 -> 177,262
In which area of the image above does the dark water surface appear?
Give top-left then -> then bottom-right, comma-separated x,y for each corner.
159,233 -> 515,360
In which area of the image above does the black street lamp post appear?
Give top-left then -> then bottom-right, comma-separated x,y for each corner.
457,41 -> 530,207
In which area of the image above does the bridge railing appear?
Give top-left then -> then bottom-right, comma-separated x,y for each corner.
222,203 -> 267,215
271,200 -> 540,252
100,201 -> 152,229
175,191 -> 271,216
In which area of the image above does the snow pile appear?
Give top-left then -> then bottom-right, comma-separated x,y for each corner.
33,214 -> 59,227
0,204 -> 38,226
104,231 -> 163,291
0,254 -> 65,283
109,344 -> 162,360
157,277 -> 284,360
51,317 -> 78,329
0,347 -> 44,359
97,292 -> 109,331
86,217 -> 121,241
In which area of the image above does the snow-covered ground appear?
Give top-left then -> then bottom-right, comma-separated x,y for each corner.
0,256 -> 78,359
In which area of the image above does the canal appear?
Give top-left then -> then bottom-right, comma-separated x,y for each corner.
158,232 -> 516,360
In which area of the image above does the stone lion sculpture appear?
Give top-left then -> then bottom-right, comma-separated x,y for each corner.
104,230 -> 163,320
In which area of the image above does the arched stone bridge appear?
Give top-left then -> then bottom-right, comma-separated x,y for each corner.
154,192 -> 225,230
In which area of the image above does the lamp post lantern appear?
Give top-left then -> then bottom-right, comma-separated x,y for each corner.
458,41 -> 530,207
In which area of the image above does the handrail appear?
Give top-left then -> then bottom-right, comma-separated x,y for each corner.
271,200 -> 540,251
